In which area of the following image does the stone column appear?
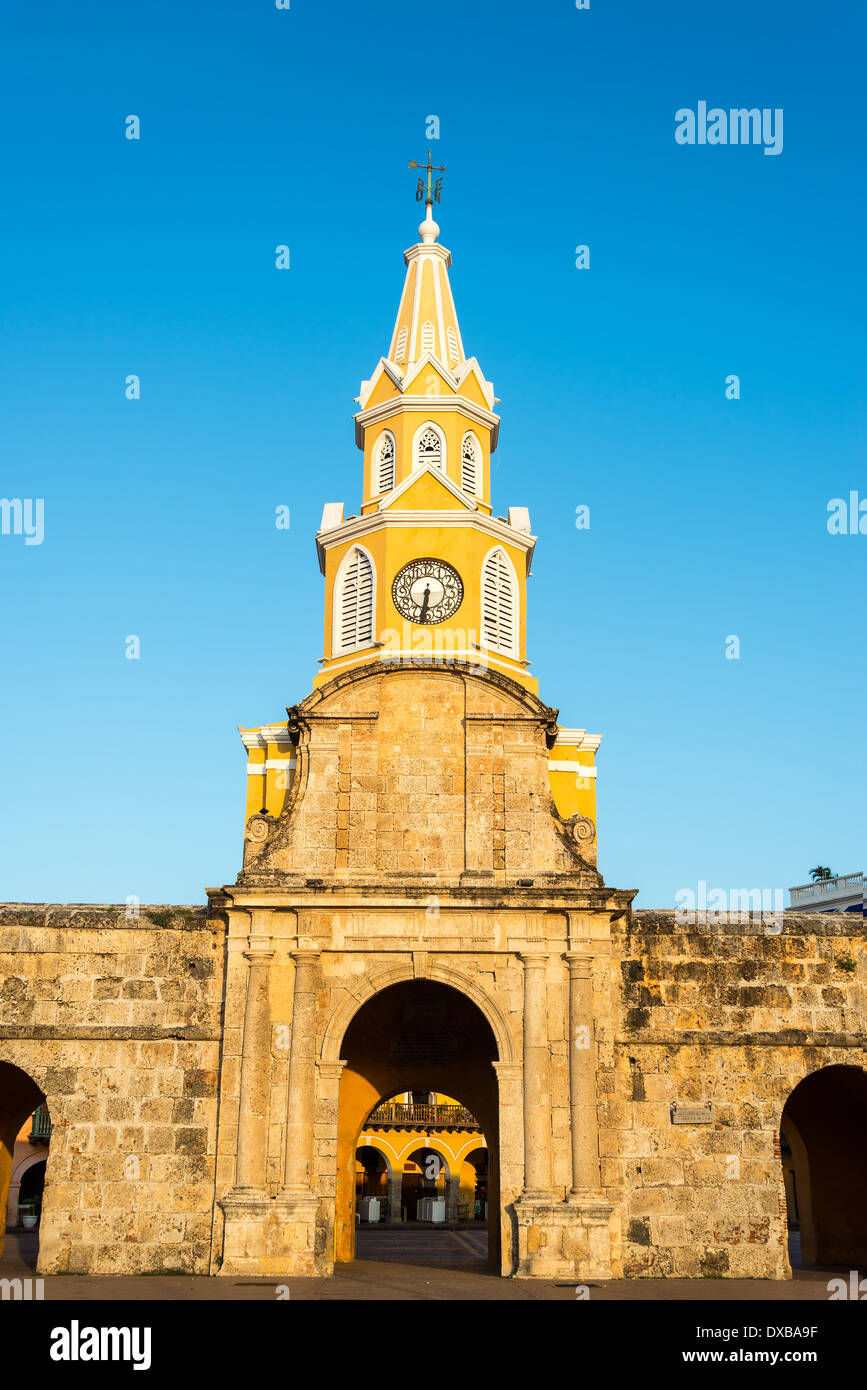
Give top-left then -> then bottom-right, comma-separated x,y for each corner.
314,1059 -> 346,1250
565,950 -> 603,1197
520,952 -> 554,1198
218,928 -> 275,1276
282,950 -> 320,1194
446,1174 -> 461,1223
387,1174 -> 403,1223
233,942 -> 274,1194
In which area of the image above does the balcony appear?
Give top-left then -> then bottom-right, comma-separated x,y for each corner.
789,873 -> 864,915
365,1102 -> 480,1130
28,1104 -> 51,1144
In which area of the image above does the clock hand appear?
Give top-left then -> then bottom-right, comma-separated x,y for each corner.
419,584 -> 431,622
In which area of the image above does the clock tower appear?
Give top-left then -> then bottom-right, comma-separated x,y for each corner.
314,170 -> 537,693
218,168 -> 629,1284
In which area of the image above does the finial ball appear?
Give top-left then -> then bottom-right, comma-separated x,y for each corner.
419,210 -> 440,245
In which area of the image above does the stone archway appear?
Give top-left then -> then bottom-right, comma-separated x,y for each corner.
9,1148 -> 49,1230
0,1062 -> 46,1262
400,1145 -> 449,1222
780,1064 -> 867,1266
355,1143 -> 388,1221
333,978 -> 501,1268
462,1144 -> 489,1221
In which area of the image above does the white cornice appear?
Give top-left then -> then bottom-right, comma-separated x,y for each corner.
554,729 -> 603,752
238,723 -> 295,749
315,510 -> 537,575
404,241 -> 451,267
376,463 -> 479,513
354,393 -> 500,450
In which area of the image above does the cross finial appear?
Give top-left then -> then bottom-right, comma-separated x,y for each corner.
408,150 -> 446,207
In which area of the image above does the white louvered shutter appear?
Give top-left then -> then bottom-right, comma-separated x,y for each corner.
417,427 -> 443,470
394,326 -> 408,362
376,433 -> 395,493
461,434 -> 479,495
338,548 -> 374,651
421,321 -> 435,354
481,549 -> 515,654
447,326 -> 459,363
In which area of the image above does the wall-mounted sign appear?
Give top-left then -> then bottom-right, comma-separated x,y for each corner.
671,1104 -> 713,1125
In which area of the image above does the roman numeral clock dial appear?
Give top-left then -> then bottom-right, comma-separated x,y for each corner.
391,558 -> 463,624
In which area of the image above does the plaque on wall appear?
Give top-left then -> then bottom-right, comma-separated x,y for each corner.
671,1103 -> 713,1124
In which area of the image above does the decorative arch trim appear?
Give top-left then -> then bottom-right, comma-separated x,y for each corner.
321,961 -> 516,1065
372,429 -> 396,496
10,1150 -> 48,1186
412,420 -> 447,474
461,430 -> 482,498
355,1137 -> 395,1179
397,1139 -> 453,1180
331,543 -> 376,657
480,544 -> 520,659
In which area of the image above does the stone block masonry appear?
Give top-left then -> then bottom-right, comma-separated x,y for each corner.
0,904 -> 226,1274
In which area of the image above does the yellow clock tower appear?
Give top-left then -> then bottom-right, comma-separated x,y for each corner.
237,166 -> 600,855
314,159 -> 537,693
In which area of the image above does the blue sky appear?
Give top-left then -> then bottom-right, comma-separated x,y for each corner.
0,0 -> 863,906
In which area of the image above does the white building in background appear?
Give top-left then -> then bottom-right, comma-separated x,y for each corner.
788,872 -> 864,915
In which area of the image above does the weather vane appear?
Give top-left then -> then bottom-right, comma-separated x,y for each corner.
408,150 -> 446,206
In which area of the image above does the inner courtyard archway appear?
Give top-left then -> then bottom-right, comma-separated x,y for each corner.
780,1064 -> 867,1267
0,1061 -> 47,1263
334,979 -> 500,1268
354,1144 -> 388,1215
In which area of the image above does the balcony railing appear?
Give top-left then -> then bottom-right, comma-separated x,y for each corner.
29,1104 -> 51,1144
366,1102 -> 480,1130
789,873 -> 863,909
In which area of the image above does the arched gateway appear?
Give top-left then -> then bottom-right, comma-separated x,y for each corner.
215,660 -> 630,1279
334,979 -> 501,1264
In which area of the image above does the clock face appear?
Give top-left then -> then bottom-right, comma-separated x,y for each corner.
392,558 -> 463,625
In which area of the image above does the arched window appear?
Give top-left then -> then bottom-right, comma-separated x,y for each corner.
374,431 -> 395,494
447,326 -> 459,364
333,546 -> 375,655
481,547 -> 518,657
394,325 -> 408,362
461,432 -> 481,496
420,321 -> 435,355
416,424 -> 444,472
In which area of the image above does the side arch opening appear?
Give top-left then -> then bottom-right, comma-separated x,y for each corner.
780,1063 -> 867,1267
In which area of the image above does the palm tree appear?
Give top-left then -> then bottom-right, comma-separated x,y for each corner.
809,866 -> 834,881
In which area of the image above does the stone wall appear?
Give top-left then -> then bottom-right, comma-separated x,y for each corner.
1,895 -> 863,1280
604,909 -> 866,1277
0,904 -> 226,1274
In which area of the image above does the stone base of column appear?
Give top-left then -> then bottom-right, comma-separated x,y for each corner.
218,1192 -> 327,1277
512,1194 -> 614,1280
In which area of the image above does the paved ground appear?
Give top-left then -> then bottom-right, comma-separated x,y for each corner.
1,1225 -> 847,1301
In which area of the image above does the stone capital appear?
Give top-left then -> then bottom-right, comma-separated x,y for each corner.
243,943 -> 274,962
316,1060 -> 347,1083
564,950 -> 594,978
291,949 -> 321,967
